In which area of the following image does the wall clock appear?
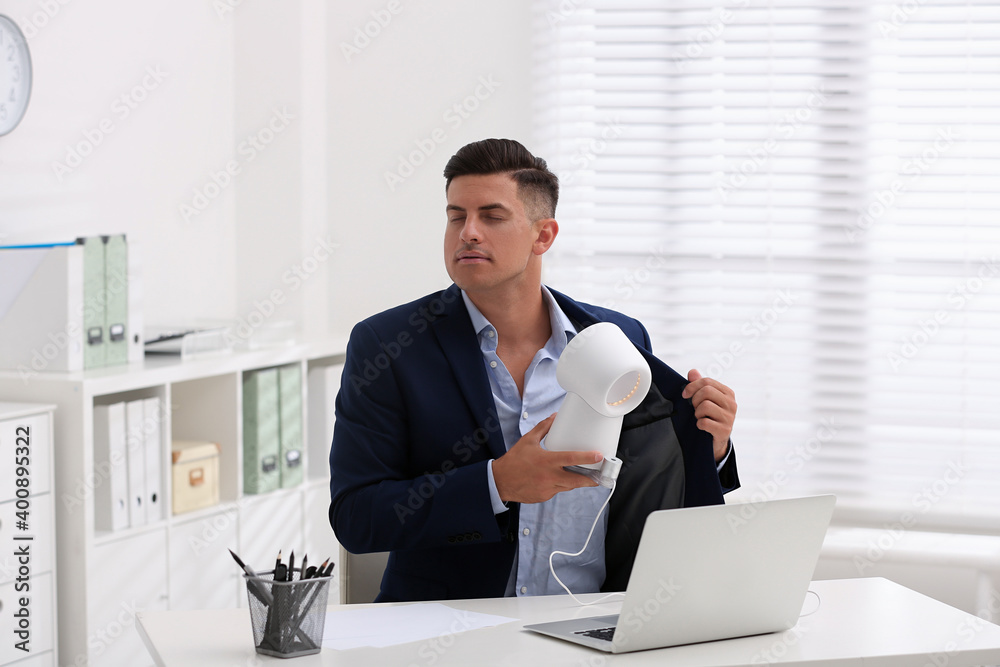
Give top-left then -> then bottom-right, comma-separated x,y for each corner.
0,14 -> 32,137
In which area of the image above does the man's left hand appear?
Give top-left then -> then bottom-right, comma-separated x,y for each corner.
681,369 -> 736,462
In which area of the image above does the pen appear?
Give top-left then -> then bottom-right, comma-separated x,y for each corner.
270,550 -> 290,650
229,549 -> 273,605
232,548 -> 320,651
281,565 -> 330,652
306,558 -> 327,580
299,554 -> 308,582
274,550 -> 287,582
287,550 -> 295,582
231,548 -> 282,652
322,560 -> 335,577
229,548 -> 252,575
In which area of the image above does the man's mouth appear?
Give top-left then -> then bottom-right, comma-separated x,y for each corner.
457,251 -> 489,263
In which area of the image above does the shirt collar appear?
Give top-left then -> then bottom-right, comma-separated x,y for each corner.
461,286 -> 578,351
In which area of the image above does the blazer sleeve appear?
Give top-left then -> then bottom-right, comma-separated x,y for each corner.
328,321 -> 508,554
717,441 -> 740,493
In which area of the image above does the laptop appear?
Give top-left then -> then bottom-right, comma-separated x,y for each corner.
523,494 -> 836,653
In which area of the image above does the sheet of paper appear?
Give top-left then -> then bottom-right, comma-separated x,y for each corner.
321,602 -> 517,650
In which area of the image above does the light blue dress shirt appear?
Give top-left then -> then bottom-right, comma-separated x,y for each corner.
461,288 -> 612,597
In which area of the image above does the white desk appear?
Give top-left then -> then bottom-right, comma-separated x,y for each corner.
137,577 -> 1000,666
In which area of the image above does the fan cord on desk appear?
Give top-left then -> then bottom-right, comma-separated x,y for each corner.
800,590 -> 822,617
548,479 -> 626,606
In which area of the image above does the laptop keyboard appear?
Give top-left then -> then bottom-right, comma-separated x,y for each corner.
575,626 -> 616,642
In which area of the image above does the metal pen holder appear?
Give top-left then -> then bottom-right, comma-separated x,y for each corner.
244,569 -> 330,658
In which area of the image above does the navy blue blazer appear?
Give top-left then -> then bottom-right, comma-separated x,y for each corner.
329,284 -> 739,602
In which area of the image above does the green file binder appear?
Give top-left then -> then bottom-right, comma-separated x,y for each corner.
79,236 -> 106,369
104,234 -> 129,366
278,363 -> 304,489
243,368 -> 281,494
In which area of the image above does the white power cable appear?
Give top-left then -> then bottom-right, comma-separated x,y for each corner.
548,479 -> 626,606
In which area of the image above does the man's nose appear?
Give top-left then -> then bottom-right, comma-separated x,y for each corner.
460,217 -> 482,243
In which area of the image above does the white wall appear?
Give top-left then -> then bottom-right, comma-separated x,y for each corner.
0,0 -> 238,324
325,0 -> 535,329
0,0 -> 535,340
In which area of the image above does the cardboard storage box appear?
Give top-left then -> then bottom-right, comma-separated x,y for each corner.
171,440 -> 220,514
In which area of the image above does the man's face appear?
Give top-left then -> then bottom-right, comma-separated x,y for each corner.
444,173 -> 552,295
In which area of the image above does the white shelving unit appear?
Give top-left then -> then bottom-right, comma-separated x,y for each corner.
0,339 -> 347,667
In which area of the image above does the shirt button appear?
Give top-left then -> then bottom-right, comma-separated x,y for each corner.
522,528 -> 530,536
520,586 -> 527,594
487,330 -> 495,338
522,411 -> 528,420
490,361 -> 497,368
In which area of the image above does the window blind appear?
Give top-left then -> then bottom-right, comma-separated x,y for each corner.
533,0 -> 1000,531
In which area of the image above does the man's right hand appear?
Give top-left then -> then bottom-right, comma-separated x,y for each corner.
492,414 -> 603,504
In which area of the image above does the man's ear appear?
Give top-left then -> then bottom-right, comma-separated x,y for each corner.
533,218 -> 559,255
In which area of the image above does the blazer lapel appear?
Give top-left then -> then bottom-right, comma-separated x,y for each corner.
549,287 -> 601,332
550,287 -> 688,396
431,285 -> 508,461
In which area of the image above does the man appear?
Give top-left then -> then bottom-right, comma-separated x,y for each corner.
330,138 -> 739,602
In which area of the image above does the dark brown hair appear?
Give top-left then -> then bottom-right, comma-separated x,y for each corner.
443,138 -> 559,220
